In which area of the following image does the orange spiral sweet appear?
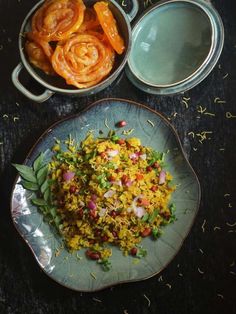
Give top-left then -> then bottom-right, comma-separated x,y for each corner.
79,8 -> 101,33
31,0 -> 86,41
51,33 -> 115,88
25,40 -> 55,75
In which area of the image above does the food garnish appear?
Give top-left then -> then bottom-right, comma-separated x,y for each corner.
13,129 -> 176,270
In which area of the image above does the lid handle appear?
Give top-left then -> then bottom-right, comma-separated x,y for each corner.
125,0 -> 139,21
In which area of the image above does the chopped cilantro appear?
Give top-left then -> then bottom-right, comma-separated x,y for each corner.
136,247 -> 147,258
98,259 -> 112,271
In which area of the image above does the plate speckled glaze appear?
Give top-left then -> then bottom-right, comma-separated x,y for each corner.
11,98 -> 200,292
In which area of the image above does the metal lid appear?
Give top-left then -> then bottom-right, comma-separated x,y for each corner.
126,0 -> 224,95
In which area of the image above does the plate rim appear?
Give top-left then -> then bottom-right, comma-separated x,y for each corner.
10,97 -> 201,292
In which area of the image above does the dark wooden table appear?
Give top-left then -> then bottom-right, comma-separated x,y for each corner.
0,0 -> 236,313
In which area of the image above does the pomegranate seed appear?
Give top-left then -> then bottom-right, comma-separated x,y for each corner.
136,173 -> 144,180
146,166 -> 152,172
130,247 -> 138,256
101,235 -> 109,242
112,231 -> 118,238
117,139 -> 125,145
86,250 -> 101,260
117,120 -> 127,127
152,162 -> 160,168
121,174 -> 129,184
141,228 -> 152,237
100,152 -> 106,158
69,186 -> 76,193
89,209 -> 97,219
108,175 -> 116,182
150,185 -> 158,192
110,210 -> 117,218
77,209 -> 83,218
94,229 -> 101,237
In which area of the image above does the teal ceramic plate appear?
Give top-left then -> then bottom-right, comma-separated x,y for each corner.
11,98 -> 200,292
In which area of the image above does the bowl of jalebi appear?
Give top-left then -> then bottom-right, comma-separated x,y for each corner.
12,0 -> 139,102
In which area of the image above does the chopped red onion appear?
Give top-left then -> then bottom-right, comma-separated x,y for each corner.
99,208 -> 107,217
134,206 -> 146,218
140,154 -> 147,160
159,171 -> 166,185
88,200 -> 96,210
91,194 -> 97,201
79,200 -> 85,207
112,180 -> 122,187
125,180 -> 133,187
129,153 -> 138,159
63,171 -> 75,181
107,150 -> 119,157
104,190 -> 115,198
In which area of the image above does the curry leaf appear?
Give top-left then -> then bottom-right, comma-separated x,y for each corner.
21,180 -> 39,191
12,164 -> 37,183
33,152 -> 45,173
41,179 -> 49,194
37,164 -> 48,186
31,198 -> 47,206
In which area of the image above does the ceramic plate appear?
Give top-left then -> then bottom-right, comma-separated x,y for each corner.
11,98 -> 200,292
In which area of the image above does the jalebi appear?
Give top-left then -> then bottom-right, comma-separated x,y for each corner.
51,33 -> 115,88
25,40 -> 55,75
25,0 -> 125,88
31,0 -> 85,41
94,1 -> 125,55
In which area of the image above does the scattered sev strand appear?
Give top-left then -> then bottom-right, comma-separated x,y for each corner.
226,112 -> 236,119
90,272 -> 97,280
226,222 -> 236,227
166,283 -> 172,289
199,248 -> 204,254
188,131 -> 195,138
104,118 -> 110,129
228,203 -> 232,208
147,119 -> 155,127
197,106 -> 215,116
196,131 -> 212,144
214,97 -> 226,104
93,297 -> 102,303
230,271 -> 236,276
182,99 -> 189,109
143,294 -> 151,307
201,219 -> 206,232
222,73 -> 229,79
198,267 -> 204,274
224,193 -> 230,197
122,128 -> 134,135
204,112 -> 215,117
214,226 -> 221,231
158,275 -> 163,282
217,294 -> 224,299
197,106 -> 206,114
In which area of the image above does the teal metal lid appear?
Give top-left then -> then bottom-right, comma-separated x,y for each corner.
126,0 -> 224,95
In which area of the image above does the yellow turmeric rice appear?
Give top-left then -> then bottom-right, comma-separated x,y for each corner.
49,131 -> 176,265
